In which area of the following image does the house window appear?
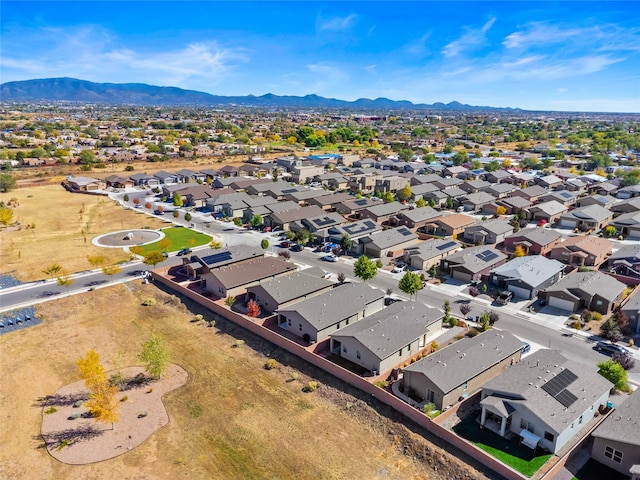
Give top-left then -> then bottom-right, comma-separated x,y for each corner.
462,383 -> 468,391
343,346 -> 347,353
399,347 -> 403,356
356,351 -> 361,359
298,324 -> 302,331
544,431 -> 555,442
287,319 -> 291,326
578,415 -> 583,425
604,445 -> 623,464
337,322 -> 341,329
520,419 -> 535,433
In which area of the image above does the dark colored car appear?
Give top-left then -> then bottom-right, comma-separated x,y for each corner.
290,244 -> 304,252
280,241 -> 291,248
176,248 -> 192,256
595,341 -> 628,356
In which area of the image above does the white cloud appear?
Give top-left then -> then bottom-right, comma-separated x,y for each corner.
364,64 -> 377,75
403,32 -> 432,57
317,14 -> 357,32
442,17 -> 496,58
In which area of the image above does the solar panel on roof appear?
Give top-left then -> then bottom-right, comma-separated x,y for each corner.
541,369 -> 578,407
399,228 -> 414,236
314,216 -> 336,227
477,250 -> 499,262
201,251 -> 233,265
436,241 -> 457,251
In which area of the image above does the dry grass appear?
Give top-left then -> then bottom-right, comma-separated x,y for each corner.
0,185 -> 169,281
0,284 -> 471,480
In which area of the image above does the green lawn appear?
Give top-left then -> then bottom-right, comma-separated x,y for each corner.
130,226 -> 212,255
453,415 -> 552,477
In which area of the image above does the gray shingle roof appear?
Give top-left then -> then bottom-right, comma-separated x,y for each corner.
246,272 -> 333,304
446,246 -> 507,273
331,301 -> 443,361
561,204 -> 613,223
530,200 -> 568,216
403,330 -> 523,393
506,227 -> 564,246
482,349 -> 613,433
592,388 -> 640,446
546,271 -> 626,302
277,283 -> 385,330
490,256 -> 565,289
409,238 -> 461,261
366,227 -> 418,250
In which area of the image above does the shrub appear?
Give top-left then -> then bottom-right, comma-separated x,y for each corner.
69,412 -> 82,420
225,296 -> 236,307
375,259 -> 383,268
430,341 -> 439,351
630,339 -> 635,347
374,380 -> 389,388
73,400 -> 84,408
591,312 -> 603,322
44,407 -> 57,415
572,320 -> 583,330
422,402 -> 436,414
290,372 -> 300,382
466,328 -> 480,337
142,297 -> 156,306
305,381 -> 320,392
138,411 -> 148,418
612,352 -> 635,371
146,387 -> 153,394
246,299 -> 261,318
233,339 -> 245,348
457,320 -> 467,328
265,359 -> 278,370
447,317 -> 458,328
120,395 -> 128,402
192,314 -> 204,323
459,304 -> 471,316
57,439 -> 72,451
582,310 -> 593,321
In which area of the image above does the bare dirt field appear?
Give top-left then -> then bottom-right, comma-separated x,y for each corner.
0,185 -> 169,281
0,283 -> 491,480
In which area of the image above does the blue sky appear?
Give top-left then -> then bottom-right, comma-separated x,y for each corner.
2,1 -> 639,112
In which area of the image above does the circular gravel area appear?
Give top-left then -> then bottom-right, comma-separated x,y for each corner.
92,229 -> 165,248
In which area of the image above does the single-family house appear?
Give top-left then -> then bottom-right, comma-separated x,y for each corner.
489,256 -> 565,300
591,388 -> 640,478
64,176 -> 105,191
393,207 -> 442,230
422,213 -> 476,238
404,238 -> 462,271
153,170 -> 179,185
492,196 -> 533,215
202,256 -> 297,299
440,246 -> 507,282
245,272 -> 334,313
104,174 -> 134,189
292,164 -> 325,184
335,197 -> 384,216
527,200 -> 569,224
175,168 -> 206,183
607,244 -> 640,281
539,191 -> 578,207
535,174 -> 564,190
479,349 -> 612,454
485,184 -> 517,199
504,228 -> 564,255
129,173 -> 160,186
330,301 -> 444,375
293,212 -> 348,240
411,183 -> 440,201
432,177 -> 463,190
443,165 -> 468,178
327,219 -> 383,255
611,211 -> 640,240
402,330 -> 523,410
611,197 -> 640,215
620,289 -> 640,335
483,170 -> 513,184
558,205 -> 614,231
459,180 -> 492,194
544,271 -> 626,314
575,195 -> 616,209
182,245 -> 265,281
362,226 -> 420,260
267,205 -> 325,231
511,185 -> 549,203
359,202 -> 410,225
308,192 -> 353,211
463,219 -> 514,245
548,236 -> 613,268
460,192 -> 498,212
277,282 -> 385,343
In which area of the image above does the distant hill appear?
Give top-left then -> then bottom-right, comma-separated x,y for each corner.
0,77 -> 519,111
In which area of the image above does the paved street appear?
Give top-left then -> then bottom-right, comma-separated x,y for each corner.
1,189 -> 638,384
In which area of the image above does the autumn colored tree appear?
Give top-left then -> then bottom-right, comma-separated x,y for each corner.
102,265 -> 122,276
87,255 -> 106,268
77,349 -> 119,429
156,205 -> 164,214
57,273 -> 75,291
397,184 -> 413,203
0,206 -> 14,225
246,299 -> 261,318
42,263 -> 62,279
460,303 -> 471,316
514,245 -> 526,257
145,202 -> 152,209
143,251 -> 166,267
77,349 -> 108,391
468,287 -> 480,298
496,206 -> 507,216
133,197 -> 141,206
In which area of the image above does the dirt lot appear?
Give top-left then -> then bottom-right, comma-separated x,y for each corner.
0,284 -> 491,480
0,185 -> 169,281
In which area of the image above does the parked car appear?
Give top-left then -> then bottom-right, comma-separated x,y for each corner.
521,342 -> 531,354
595,341 -> 629,356
262,226 -> 271,233
322,254 -> 338,262
290,244 -> 304,252
391,264 -> 407,273
385,297 -> 403,306
279,241 -> 291,248
176,248 -> 192,256
162,252 -> 169,258
496,291 -> 514,305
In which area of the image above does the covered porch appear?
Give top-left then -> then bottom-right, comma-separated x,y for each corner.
479,395 -> 515,438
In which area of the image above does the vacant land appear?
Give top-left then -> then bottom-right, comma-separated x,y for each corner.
0,185 -> 169,281
0,284 -> 488,480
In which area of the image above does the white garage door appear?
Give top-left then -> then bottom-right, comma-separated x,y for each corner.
548,296 -> 575,311
508,285 -> 531,300
452,269 -> 472,282
560,219 -> 575,228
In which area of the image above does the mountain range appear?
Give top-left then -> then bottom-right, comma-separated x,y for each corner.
0,77 -> 519,111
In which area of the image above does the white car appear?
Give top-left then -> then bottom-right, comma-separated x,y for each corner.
322,254 -> 338,262
391,264 -> 407,273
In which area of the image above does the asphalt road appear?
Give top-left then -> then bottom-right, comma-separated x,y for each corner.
2,190 -> 637,380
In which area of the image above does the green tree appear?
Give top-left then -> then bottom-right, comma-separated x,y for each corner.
353,256 -> 378,282
398,271 -> 422,300
139,334 -> 171,379
429,264 -> 438,278
478,312 -> 491,332
446,197 -> 454,209
250,214 -> 263,228
381,192 -> 395,203
185,212 -> 192,222
443,299 -> 451,323
415,198 -> 427,208
102,265 -> 122,276
260,238 -> 269,250
173,193 -> 183,207
597,360 -> 628,391
78,150 -> 97,165
340,234 -> 353,252
0,173 -> 16,192
42,263 -> 63,279
143,251 -> 166,267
